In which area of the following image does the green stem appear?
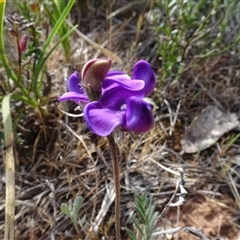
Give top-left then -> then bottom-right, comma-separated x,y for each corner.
107,135 -> 121,240
0,2 -> 35,106
0,1 -> 17,82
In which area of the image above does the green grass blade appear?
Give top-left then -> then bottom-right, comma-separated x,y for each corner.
51,0 -> 70,59
33,25 -> 77,97
33,0 -> 75,97
41,0 -> 75,55
0,1 -> 17,82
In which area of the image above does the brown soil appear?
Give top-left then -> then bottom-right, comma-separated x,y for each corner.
167,194 -> 239,239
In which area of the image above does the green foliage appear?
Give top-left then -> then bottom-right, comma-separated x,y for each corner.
61,196 -> 85,234
127,193 -> 159,240
49,0 -> 72,61
0,0 -> 76,118
151,0 -> 240,81
224,133 -> 240,152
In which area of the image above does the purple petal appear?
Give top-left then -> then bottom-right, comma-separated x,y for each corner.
123,97 -> 154,133
106,70 -> 131,80
106,70 -> 123,76
132,60 -> 156,96
67,71 -> 81,93
102,79 -> 145,91
84,102 -> 124,136
99,86 -> 144,110
58,92 -> 89,103
103,70 -> 133,90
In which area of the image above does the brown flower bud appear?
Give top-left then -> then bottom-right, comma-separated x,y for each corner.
82,59 -> 111,88
81,58 -> 111,100
9,28 -> 18,37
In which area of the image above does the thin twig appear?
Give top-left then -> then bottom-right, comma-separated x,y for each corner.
107,134 -> 121,240
183,227 -> 209,240
45,180 -> 56,240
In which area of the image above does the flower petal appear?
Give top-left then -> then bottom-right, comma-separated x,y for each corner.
132,60 -> 156,96
58,92 -> 89,104
103,70 -> 133,90
99,86 -> 144,110
102,78 -> 145,91
84,102 -> 124,136
67,71 -> 81,93
106,70 -> 131,80
123,97 -> 154,133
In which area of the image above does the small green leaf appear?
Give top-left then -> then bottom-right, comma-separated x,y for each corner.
73,196 -> 83,212
132,216 -> 144,236
126,228 -> 137,240
61,203 -> 71,216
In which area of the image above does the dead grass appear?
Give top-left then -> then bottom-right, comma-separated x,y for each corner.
1,0 -> 240,239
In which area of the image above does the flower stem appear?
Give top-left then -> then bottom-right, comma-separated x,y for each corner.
107,134 -> 121,240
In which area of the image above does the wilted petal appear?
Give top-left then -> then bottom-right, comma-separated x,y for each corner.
81,58 -> 111,90
132,60 -> 156,96
67,71 -> 81,93
123,97 -> 154,133
58,92 -> 89,103
84,102 -> 124,136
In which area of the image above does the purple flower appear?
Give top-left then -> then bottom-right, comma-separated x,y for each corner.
84,87 -> 155,136
58,59 -> 151,104
59,59 -> 156,136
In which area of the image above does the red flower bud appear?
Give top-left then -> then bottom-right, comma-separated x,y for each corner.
19,34 -> 28,53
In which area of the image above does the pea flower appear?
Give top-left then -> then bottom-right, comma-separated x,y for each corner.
59,59 -> 145,105
59,59 -> 156,136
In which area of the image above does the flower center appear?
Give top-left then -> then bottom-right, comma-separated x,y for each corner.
120,104 -> 126,110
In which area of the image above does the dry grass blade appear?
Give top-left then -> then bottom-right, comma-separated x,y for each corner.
2,94 -> 15,240
91,181 -> 115,234
106,2 -> 140,19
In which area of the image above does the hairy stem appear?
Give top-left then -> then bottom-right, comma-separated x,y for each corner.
107,135 -> 121,240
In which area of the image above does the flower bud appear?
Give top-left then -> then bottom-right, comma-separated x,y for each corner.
9,28 -> 18,37
81,58 -> 111,101
82,58 -> 111,89
19,34 -> 28,53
